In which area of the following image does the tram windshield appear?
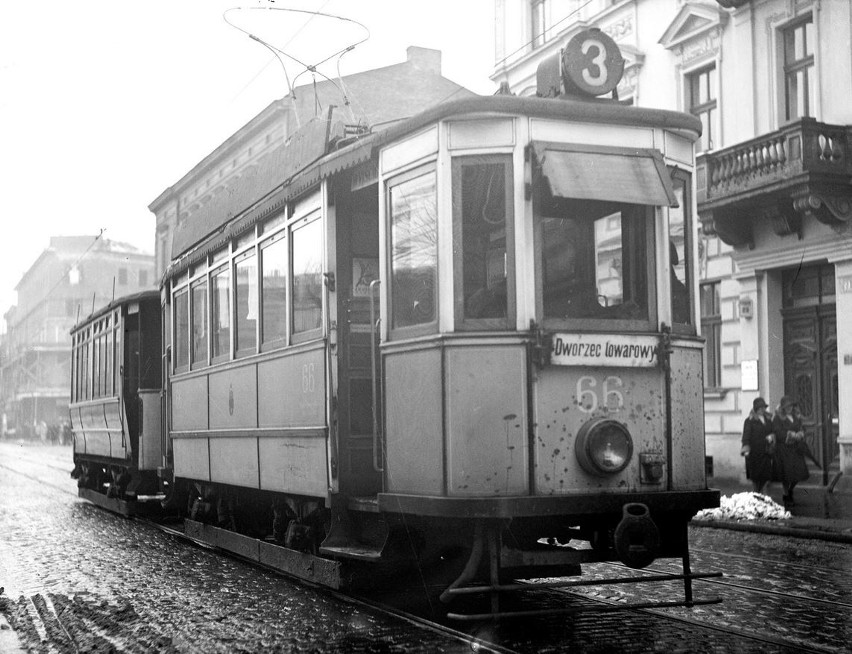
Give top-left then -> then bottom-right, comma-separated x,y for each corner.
539,199 -> 653,324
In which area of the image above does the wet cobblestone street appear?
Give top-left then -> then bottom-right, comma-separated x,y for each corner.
0,443 -> 473,653
2,441 -> 852,653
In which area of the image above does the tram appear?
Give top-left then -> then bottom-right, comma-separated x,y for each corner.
71,30 -> 719,619
69,290 -> 163,513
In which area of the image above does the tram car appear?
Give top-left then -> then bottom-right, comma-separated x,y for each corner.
70,290 -> 163,513
72,30 -> 719,619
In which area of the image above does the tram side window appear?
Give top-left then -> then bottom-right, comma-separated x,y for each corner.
76,336 -> 83,401
389,171 -> 438,330
104,324 -> 118,395
261,234 -> 288,347
92,330 -> 101,399
291,218 -> 323,335
541,200 -> 651,323
191,280 -> 208,367
99,326 -> 108,397
453,156 -> 513,326
82,338 -> 89,400
72,337 -> 79,402
99,330 -> 107,397
669,172 -> 692,328
211,266 -> 230,360
235,253 -> 258,355
113,322 -> 120,392
70,336 -> 76,402
174,289 -> 189,370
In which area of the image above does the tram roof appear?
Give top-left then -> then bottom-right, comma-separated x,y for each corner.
71,289 -> 160,332
167,95 -> 701,276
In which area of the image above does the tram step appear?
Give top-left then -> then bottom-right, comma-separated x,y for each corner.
320,507 -> 390,561
319,543 -> 384,561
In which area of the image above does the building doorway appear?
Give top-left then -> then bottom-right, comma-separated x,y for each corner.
781,264 -> 839,485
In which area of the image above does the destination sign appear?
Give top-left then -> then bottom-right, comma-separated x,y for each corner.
551,334 -> 659,367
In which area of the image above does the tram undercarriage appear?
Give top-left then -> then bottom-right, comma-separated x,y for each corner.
135,479 -> 721,620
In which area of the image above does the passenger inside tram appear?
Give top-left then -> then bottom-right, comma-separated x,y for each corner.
541,199 -> 649,322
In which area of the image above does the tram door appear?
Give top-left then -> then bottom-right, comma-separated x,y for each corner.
781,264 -> 839,485
333,174 -> 382,497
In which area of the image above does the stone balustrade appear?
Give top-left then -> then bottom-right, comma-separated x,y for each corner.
699,118 -> 851,203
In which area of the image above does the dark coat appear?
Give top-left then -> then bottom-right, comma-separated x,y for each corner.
772,413 -> 810,484
741,412 -> 774,484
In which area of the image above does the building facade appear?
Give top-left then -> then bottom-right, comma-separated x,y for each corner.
491,0 -> 852,485
0,236 -> 155,439
149,46 -> 472,281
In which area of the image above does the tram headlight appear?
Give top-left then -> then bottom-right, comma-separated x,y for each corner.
575,419 -> 633,476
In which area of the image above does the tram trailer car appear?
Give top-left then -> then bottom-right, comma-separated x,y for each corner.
70,290 -> 164,514
75,31 -> 720,619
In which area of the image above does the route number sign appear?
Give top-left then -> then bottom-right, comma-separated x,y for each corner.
562,29 -> 624,97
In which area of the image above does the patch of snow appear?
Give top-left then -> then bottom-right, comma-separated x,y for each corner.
693,492 -> 791,522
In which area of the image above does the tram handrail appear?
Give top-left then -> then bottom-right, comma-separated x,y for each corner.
369,279 -> 383,473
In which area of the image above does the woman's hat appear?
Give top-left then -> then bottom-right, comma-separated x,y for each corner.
752,397 -> 767,411
779,395 -> 795,409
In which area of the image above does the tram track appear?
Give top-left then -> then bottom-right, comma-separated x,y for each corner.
3,447 -> 848,652
569,589 -> 839,654
141,515 -> 518,654
560,558 -> 850,653
1,452 -> 516,653
602,558 -> 852,611
0,460 -> 78,499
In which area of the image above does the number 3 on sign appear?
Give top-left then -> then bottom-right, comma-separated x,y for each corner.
562,28 -> 624,97
577,375 -> 624,414
580,38 -> 607,87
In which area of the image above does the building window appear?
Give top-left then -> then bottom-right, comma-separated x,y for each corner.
784,17 -> 815,121
531,0 -> 548,49
139,270 -> 148,287
118,268 -> 128,285
687,65 -> 716,152
782,263 -> 834,308
700,282 -> 722,388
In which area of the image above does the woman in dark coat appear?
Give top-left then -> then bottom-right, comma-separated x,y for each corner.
772,395 -> 810,507
740,397 -> 774,493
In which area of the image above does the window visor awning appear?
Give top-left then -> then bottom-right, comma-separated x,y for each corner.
533,142 -> 679,208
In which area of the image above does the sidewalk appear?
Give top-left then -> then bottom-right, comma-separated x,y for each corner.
693,474 -> 852,544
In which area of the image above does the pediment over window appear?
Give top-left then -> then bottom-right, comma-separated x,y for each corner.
659,1 -> 728,53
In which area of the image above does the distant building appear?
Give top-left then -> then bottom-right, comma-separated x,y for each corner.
0,236 -> 154,439
149,46 -> 474,279
491,0 -> 852,486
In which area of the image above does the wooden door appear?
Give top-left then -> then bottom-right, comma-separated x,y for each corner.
334,178 -> 382,497
782,307 -> 838,484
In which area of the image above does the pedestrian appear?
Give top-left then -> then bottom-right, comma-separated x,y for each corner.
772,395 -> 809,508
36,420 -> 48,444
740,397 -> 774,493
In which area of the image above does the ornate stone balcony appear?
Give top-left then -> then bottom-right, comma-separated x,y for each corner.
697,118 -> 852,247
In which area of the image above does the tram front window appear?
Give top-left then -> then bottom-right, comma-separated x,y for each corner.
453,155 -> 513,327
389,170 -> 437,330
541,200 -> 651,323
